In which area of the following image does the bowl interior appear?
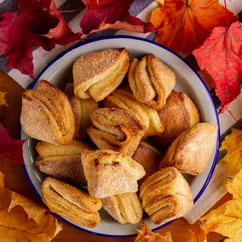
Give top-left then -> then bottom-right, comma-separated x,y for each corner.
21,36 -> 219,237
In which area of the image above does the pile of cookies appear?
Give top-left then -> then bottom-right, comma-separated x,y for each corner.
20,48 -> 218,228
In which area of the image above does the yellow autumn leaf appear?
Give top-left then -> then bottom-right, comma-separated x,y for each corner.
8,192 -> 47,224
224,199 -> 242,219
134,222 -> 173,242
200,202 -> 241,234
220,128 -> 242,175
226,169 -> 242,200
200,170 -> 242,242
0,172 -> 62,242
188,229 -> 207,242
0,91 -> 8,107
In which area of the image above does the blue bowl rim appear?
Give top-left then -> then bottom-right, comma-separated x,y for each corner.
20,35 -> 221,238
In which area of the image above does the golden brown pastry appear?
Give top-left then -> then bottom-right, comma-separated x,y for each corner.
159,123 -> 218,175
42,177 -> 102,228
132,142 -> 163,184
103,89 -> 163,137
36,141 -> 91,185
73,48 -> 130,102
128,54 -> 175,110
20,80 -> 75,145
36,140 -> 91,159
102,192 -> 143,224
139,167 -> 193,225
157,91 -> 200,147
64,83 -> 99,140
81,149 -> 146,198
87,108 -> 146,156
36,156 -> 85,185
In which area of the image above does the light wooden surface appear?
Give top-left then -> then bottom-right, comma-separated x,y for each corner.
0,70 -> 228,242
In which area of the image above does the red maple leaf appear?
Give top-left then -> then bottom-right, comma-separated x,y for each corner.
80,0 -> 155,34
193,22 -> 242,112
0,0 -> 81,78
0,124 -> 25,164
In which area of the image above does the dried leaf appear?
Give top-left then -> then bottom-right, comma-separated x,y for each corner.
80,0 -> 155,34
90,19 -> 154,34
0,0 -> 81,78
134,222 -> 173,242
224,199 -> 242,219
44,1 -> 82,41
0,124 -> 25,164
200,170 -> 242,242
188,229 -> 207,242
150,0 -> 237,53
0,92 -> 8,107
200,200 -> 242,242
226,169 -> 242,200
193,21 -> 242,112
219,128 -> 242,175
0,172 -> 62,242
8,193 -> 46,224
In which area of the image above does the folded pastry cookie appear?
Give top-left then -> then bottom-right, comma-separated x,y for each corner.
36,156 -> 85,185
128,54 -> 175,110
20,80 -> 75,145
73,48 -> 130,101
81,149 -> 146,198
157,91 -> 200,147
64,83 -> 99,140
102,192 -> 143,224
87,108 -> 146,156
159,123 -> 218,175
139,167 -> 193,225
133,142 -> 163,184
36,141 -> 91,185
42,177 -> 102,228
103,89 -> 163,137
36,140 -> 91,159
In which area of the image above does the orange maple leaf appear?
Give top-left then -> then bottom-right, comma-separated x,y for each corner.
134,222 -> 173,242
150,0 -> 237,53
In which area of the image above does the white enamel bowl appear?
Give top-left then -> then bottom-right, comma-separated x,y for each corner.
21,36 -> 220,237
